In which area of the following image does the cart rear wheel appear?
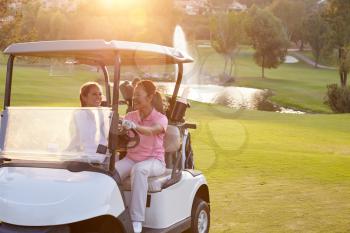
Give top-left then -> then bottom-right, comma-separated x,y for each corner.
187,198 -> 210,233
70,216 -> 123,233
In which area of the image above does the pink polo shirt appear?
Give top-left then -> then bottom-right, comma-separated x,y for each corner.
124,108 -> 168,164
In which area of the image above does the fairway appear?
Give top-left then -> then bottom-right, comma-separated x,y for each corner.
1,53 -> 350,232
194,44 -> 339,113
3,0 -> 350,232
0,62 -> 99,107
188,103 -> 350,232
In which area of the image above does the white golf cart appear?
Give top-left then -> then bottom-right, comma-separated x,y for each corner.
0,40 -> 210,233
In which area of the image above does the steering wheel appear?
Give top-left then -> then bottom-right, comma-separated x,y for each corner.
116,120 -> 140,151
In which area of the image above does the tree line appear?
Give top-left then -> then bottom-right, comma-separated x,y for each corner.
0,0 -> 177,49
205,0 -> 350,112
1,0 -> 350,89
205,0 -> 350,85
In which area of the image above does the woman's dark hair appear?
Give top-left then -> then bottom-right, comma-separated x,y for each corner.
132,77 -> 141,87
136,80 -> 164,113
79,82 -> 102,107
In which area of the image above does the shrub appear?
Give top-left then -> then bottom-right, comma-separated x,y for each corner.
324,84 -> 350,113
252,89 -> 280,111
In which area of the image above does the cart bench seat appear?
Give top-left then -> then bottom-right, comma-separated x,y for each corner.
121,169 -> 173,193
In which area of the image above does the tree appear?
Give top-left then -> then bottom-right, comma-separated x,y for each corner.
66,0 -> 176,45
0,0 -> 39,49
269,0 -> 306,47
0,0 -> 177,46
303,12 -> 332,68
210,11 -> 245,78
35,7 -> 51,40
245,6 -> 289,78
322,0 -> 350,87
0,0 -> 24,49
49,11 -> 69,40
20,1 -> 40,36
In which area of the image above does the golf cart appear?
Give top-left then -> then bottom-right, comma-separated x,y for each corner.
0,40 -> 210,233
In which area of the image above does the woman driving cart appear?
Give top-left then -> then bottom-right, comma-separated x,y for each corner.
0,40 -> 210,233
116,80 -> 168,233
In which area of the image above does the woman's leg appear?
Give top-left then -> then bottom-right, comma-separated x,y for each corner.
129,159 -> 166,222
115,157 -> 135,181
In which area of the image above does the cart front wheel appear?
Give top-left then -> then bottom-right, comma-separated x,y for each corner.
188,198 -> 210,233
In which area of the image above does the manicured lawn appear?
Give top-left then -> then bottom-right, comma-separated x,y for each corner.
298,50 -> 338,67
188,103 -> 350,233
0,63 -> 100,107
0,48 -> 342,113
1,51 -> 350,232
194,44 -> 340,113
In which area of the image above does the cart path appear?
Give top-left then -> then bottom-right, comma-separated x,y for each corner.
289,50 -> 337,70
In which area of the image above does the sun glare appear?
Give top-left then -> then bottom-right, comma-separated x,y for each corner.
129,8 -> 147,27
102,0 -> 114,7
101,0 -> 138,8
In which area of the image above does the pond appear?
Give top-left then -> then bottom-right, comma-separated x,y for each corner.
157,82 -> 305,114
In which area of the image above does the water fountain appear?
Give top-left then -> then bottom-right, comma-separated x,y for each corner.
164,25 -> 263,109
157,25 -> 305,114
173,25 -> 199,85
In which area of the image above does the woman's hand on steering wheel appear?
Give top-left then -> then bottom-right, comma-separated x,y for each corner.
121,119 -> 137,130
117,119 -> 140,150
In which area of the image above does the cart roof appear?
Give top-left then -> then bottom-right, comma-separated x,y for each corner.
3,40 -> 193,65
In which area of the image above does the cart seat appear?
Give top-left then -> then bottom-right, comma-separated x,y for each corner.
164,125 -> 181,153
121,126 -> 181,192
163,125 -> 182,168
121,169 -> 172,193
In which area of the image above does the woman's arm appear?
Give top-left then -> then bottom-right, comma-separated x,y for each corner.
122,119 -> 166,136
135,123 -> 164,136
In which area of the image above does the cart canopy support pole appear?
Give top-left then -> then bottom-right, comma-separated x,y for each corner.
169,63 -> 183,118
108,54 -> 121,172
4,55 -> 15,109
101,65 -> 111,107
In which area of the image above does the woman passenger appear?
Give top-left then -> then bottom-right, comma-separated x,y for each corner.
67,82 -> 107,155
79,81 -> 103,108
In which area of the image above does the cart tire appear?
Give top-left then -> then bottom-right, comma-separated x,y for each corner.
72,216 -> 123,233
187,198 -> 210,233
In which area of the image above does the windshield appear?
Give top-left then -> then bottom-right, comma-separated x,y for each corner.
0,107 -> 111,164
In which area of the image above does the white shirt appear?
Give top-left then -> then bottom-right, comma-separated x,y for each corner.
67,109 -> 108,155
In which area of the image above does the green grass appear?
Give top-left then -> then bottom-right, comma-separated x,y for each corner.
0,47 -> 341,113
298,50 -> 338,67
194,45 -> 340,113
188,103 -> 350,233
0,63 -> 100,107
1,51 -> 350,232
